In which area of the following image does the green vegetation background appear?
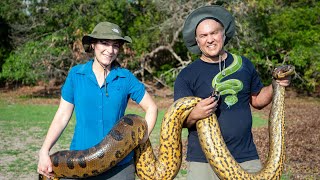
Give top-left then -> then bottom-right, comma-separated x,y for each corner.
0,0 -> 319,94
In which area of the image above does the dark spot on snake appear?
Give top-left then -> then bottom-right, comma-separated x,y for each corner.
82,149 -> 90,156
110,129 -> 123,141
69,151 -> 78,157
123,116 -> 134,126
110,160 -> 116,167
66,157 -> 75,169
59,151 -> 67,156
77,155 -> 87,168
92,170 -> 100,175
83,174 -> 89,178
72,175 -> 80,178
52,155 -> 59,167
115,150 -> 122,158
131,131 -> 136,141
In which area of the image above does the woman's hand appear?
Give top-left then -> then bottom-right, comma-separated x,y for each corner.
37,150 -> 54,179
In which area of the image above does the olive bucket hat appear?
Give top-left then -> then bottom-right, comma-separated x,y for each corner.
82,21 -> 132,52
182,5 -> 235,54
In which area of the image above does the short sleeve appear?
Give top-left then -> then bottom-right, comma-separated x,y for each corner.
174,69 -> 194,101
249,61 -> 264,94
127,72 -> 145,104
61,68 -> 75,104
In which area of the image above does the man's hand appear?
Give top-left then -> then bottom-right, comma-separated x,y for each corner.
184,96 -> 218,128
276,75 -> 291,87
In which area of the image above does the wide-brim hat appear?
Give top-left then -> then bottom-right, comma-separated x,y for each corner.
182,5 -> 235,54
82,21 -> 132,52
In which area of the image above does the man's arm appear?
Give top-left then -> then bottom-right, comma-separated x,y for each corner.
250,77 -> 291,110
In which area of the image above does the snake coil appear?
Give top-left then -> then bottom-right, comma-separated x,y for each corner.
39,65 -> 294,180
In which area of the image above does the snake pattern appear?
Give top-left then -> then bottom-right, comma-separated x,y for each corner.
39,114 -> 147,180
39,65 -> 294,180
212,54 -> 243,107
134,96 -> 198,179
197,68 -> 292,179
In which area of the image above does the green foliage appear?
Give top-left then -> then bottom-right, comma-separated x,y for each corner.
0,18 -> 12,78
229,0 -> 320,93
0,0 -> 319,94
1,33 -> 71,84
264,3 -> 320,91
0,0 -> 164,84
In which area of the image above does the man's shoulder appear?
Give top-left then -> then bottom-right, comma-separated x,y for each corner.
180,58 -> 201,72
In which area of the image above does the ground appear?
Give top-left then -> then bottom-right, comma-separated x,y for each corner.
1,85 -> 319,179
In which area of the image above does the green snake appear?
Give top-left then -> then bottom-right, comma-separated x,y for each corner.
39,65 -> 294,180
212,53 -> 243,107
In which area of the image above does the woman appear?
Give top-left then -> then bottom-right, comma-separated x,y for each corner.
37,21 -> 158,179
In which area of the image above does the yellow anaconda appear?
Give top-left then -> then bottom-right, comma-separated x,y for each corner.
39,65 -> 294,180
135,65 -> 294,179
197,66 -> 294,179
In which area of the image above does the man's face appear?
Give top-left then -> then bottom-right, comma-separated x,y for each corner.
195,19 -> 225,60
92,39 -> 122,66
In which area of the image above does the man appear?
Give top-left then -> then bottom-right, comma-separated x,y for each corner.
174,5 -> 291,179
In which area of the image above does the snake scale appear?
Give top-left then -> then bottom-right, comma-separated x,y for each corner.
197,65 -> 294,179
39,65 -> 294,180
39,114 -> 147,180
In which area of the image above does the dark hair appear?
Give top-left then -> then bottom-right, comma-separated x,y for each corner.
111,60 -> 121,68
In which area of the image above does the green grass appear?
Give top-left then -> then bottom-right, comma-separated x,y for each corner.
0,97 -> 268,179
252,112 -> 268,127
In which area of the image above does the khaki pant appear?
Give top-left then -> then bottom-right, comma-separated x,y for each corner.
187,159 -> 263,180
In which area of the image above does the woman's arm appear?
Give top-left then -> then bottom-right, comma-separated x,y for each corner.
37,97 -> 74,178
138,91 -> 158,142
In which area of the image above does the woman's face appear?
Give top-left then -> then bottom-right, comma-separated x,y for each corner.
92,40 -> 122,66
195,19 -> 225,62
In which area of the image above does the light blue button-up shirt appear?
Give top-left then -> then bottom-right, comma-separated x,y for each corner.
61,59 -> 145,164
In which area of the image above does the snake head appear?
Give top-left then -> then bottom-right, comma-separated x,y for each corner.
211,89 -> 220,101
272,65 -> 295,79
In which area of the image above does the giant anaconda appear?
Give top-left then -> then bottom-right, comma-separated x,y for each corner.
39,65 -> 294,180
39,114 -> 147,180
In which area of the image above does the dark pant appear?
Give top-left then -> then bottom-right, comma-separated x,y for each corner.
61,160 -> 135,180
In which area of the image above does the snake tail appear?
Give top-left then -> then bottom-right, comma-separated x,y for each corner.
39,114 -> 147,180
134,97 -> 200,180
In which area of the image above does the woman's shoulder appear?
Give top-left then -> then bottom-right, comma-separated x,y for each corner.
69,60 -> 93,74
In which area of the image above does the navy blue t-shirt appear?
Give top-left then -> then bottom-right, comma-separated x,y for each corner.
174,52 -> 264,163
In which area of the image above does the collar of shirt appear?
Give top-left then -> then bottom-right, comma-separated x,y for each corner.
75,59 -> 127,86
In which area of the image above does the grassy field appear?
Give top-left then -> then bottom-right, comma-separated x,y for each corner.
0,97 -> 267,180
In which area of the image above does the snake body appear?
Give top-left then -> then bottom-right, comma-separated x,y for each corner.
39,65 -> 294,180
39,114 -> 147,179
197,65 -> 294,179
134,97 -> 199,179
136,65 -> 294,179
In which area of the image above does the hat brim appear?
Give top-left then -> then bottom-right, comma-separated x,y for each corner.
182,5 -> 235,54
82,34 -> 132,52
